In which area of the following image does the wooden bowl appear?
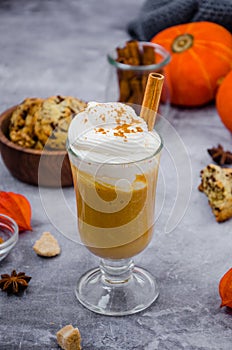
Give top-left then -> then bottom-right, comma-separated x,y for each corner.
0,106 -> 73,187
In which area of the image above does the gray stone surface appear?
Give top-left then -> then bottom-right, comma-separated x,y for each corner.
0,1 -> 232,349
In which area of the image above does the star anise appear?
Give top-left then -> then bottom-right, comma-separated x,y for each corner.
0,270 -> 31,294
208,144 -> 232,166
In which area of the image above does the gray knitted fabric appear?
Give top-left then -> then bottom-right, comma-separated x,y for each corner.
128,0 -> 232,40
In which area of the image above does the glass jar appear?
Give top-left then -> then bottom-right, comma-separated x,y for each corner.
106,41 -> 171,117
0,214 -> 18,261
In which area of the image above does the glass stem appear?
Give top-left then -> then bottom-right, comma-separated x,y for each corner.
100,258 -> 134,285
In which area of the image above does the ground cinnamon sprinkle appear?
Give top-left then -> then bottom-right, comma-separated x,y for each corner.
135,126 -> 143,132
114,131 -> 124,137
95,123 -> 143,139
115,107 -> 127,120
95,127 -> 107,134
100,114 -> 106,122
113,123 -> 143,136
113,123 -> 143,139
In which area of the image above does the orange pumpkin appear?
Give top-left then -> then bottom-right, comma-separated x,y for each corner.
152,22 -> 232,107
216,70 -> 232,133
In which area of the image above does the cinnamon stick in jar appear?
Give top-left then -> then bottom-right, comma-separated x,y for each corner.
141,45 -> 156,92
142,45 -> 156,65
115,41 -> 156,105
128,76 -> 143,106
127,40 -> 141,66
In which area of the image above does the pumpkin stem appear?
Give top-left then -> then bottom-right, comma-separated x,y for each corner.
172,34 -> 193,53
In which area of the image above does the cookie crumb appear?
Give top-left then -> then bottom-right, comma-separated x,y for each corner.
56,324 -> 81,350
33,232 -> 61,257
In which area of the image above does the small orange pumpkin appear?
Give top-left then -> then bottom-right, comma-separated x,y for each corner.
152,22 -> 232,107
216,70 -> 232,133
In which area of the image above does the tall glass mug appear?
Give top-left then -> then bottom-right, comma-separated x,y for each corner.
67,128 -> 162,316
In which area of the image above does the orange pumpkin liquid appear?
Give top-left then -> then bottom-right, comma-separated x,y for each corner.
71,165 -> 158,259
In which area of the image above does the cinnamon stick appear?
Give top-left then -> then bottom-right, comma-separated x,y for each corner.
119,78 -> 131,102
142,45 -> 155,65
115,41 -> 157,106
140,73 -> 164,131
128,76 -> 143,106
127,40 -> 141,65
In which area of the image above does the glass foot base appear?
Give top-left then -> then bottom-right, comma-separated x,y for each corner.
75,266 -> 159,316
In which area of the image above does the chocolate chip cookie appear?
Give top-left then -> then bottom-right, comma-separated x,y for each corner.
9,98 -> 43,148
199,164 -> 232,222
9,95 -> 86,150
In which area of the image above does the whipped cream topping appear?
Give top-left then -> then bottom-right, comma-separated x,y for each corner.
68,102 -> 161,163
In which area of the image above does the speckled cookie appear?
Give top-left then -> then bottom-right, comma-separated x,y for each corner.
199,164 -> 232,222
8,96 -> 86,150
34,95 -> 86,149
9,98 -> 43,148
